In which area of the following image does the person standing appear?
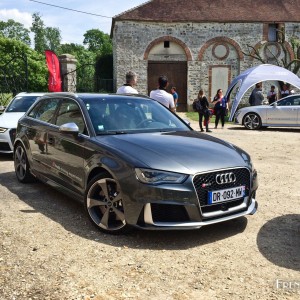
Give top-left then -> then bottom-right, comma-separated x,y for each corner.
212,89 -> 228,129
249,83 -> 264,106
193,89 -> 212,132
267,85 -> 277,104
171,87 -> 179,112
280,84 -> 290,98
150,75 -> 175,112
116,71 -> 138,94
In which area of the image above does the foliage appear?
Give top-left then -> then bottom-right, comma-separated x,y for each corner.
83,29 -> 112,55
0,19 -> 31,46
31,12 -> 61,53
0,36 -> 48,93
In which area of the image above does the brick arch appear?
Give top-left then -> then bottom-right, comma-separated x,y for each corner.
198,37 -> 244,61
143,36 -> 192,61
250,41 -> 294,61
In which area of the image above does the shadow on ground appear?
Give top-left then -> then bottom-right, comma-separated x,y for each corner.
257,214 -> 300,271
227,125 -> 300,133
0,170 -> 249,250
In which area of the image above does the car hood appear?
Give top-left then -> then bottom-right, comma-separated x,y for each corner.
95,131 -> 251,174
238,105 -> 269,113
0,112 -> 25,128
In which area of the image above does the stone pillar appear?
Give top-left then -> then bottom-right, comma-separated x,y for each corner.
59,54 -> 77,92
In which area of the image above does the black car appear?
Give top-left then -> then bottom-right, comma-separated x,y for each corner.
14,93 -> 258,234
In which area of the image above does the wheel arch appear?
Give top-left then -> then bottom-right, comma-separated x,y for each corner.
87,167 -> 112,185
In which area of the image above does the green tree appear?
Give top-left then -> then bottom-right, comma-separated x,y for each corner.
0,19 -> 31,46
58,43 -> 96,92
31,12 -> 46,52
83,29 -> 112,55
0,36 -> 48,93
31,12 -> 61,52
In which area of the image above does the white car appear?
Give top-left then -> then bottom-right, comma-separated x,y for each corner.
234,94 -> 300,130
0,92 -> 44,153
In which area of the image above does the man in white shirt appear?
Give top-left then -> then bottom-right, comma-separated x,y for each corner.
116,71 -> 138,94
150,75 -> 175,112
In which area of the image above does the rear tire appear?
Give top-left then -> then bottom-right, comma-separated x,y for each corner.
84,173 -> 131,234
14,144 -> 35,183
243,113 -> 262,130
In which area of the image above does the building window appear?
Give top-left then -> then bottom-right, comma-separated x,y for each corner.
164,41 -> 170,48
268,24 -> 284,42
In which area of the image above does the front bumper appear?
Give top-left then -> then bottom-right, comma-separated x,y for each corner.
141,198 -> 257,229
125,167 -> 258,230
0,128 -> 15,153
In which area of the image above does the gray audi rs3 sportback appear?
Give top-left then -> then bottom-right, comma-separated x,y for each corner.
13,93 -> 258,234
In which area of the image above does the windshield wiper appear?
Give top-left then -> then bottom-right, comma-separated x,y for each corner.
96,131 -> 128,135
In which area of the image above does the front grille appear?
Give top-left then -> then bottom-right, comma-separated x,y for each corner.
193,168 -> 251,207
0,142 -> 11,151
151,203 -> 189,222
9,128 -> 16,144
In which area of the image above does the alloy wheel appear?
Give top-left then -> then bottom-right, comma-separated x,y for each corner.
86,177 -> 127,233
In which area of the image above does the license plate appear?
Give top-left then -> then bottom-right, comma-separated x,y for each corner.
208,186 -> 245,205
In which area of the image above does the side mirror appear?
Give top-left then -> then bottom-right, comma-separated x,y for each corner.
273,102 -> 277,107
0,105 -> 6,112
59,122 -> 79,133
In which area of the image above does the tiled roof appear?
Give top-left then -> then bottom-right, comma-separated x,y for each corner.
113,0 -> 300,23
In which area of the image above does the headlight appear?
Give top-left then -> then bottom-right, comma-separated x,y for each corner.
135,168 -> 188,185
0,127 -> 8,133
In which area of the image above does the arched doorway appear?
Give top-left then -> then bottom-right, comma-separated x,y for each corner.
145,37 -> 191,112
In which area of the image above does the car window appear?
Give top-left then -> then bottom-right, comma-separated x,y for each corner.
28,98 -> 59,123
276,97 -> 298,106
55,100 -> 86,134
6,95 -> 41,112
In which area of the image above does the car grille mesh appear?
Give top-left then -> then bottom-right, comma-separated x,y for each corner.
193,168 -> 251,207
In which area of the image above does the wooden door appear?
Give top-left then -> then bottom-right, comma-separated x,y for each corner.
148,61 -> 187,112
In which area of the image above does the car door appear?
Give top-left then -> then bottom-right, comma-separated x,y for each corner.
47,98 -> 88,195
266,96 -> 298,125
26,98 -> 60,176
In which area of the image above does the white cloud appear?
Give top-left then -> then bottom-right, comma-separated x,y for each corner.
0,9 -> 32,28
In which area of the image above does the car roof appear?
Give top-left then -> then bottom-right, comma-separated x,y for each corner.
16,92 -> 45,97
37,92 -> 151,101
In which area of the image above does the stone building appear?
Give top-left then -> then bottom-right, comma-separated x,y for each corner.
111,0 -> 300,111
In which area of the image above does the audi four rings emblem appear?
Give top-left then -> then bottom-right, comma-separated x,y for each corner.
216,172 -> 236,184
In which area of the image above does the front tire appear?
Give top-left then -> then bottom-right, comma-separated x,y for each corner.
14,144 -> 35,183
243,113 -> 262,130
84,173 -> 130,234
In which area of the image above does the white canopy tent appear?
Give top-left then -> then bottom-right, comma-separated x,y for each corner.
225,64 -> 300,121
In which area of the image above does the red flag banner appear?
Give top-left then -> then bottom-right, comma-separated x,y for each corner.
45,50 -> 62,92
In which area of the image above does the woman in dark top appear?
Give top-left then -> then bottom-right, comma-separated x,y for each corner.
212,89 -> 228,129
193,89 -> 212,132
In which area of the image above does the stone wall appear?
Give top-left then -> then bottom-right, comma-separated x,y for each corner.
113,21 -> 300,110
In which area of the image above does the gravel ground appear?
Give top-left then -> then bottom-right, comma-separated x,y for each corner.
0,116 -> 299,300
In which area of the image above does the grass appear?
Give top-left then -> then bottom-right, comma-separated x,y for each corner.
185,111 -> 230,123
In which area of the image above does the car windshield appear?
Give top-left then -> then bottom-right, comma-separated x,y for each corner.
81,96 -> 191,134
6,95 -> 41,112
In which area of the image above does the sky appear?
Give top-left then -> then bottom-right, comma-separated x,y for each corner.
0,0 -> 148,44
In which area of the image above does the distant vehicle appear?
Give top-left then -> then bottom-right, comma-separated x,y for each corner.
234,94 -> 300,130
14,93 -> 258,234
0,93 -> 44,153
